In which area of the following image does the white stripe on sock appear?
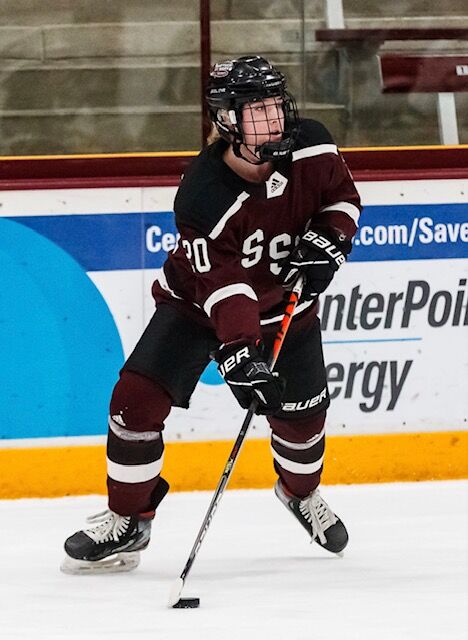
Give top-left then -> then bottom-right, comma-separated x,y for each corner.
107,456 -> 163,483
271,448 -> 324,474
272,426 -> 325,450
108,416 -> 161,442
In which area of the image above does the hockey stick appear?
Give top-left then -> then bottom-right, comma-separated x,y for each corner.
168,275 -> 305,608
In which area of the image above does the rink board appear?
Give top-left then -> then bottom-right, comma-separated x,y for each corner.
1,162 -> 467,497
0,431 -> 467,498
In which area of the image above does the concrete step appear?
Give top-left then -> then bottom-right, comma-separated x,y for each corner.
0,64 -> 201,110
345,93 -> 468,147
0,0 -> 199,25
0,103 -> 348,155
0,108 -> 202,155
2,16 -> 467,64
0,1 -> 322,25
1,5 -> 466,155
1,0 -> 466,26
2,97 -> 465,155
0,20 -> 322,61
0,54 -> 341,110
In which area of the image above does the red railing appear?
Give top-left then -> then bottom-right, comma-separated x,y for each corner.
1,146 -> 467,191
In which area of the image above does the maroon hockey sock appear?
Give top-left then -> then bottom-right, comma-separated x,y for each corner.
269,411 -> 326,498
107,371 -> 172,515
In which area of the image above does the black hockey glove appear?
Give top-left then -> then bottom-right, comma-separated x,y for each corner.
280,227 -> 351,300
216,343 -> 285,415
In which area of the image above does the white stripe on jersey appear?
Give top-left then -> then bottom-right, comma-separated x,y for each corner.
204,283 -> 258,317
107,456 -> 163,483
260,299 -> 314,325
209,191 -> 250,240
292,144 -> 338,162
156,265 -> 202,309
270,449 -> 324,474
320,200 -> 361,225
156,265 -> 184,300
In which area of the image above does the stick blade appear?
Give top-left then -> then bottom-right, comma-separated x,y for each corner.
168,577 -> 184,607
168,577 -> 200,609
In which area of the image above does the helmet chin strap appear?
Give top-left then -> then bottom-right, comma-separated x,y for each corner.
232,141 -> 268,165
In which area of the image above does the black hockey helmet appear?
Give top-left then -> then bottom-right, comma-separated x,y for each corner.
206,55 -> 299,163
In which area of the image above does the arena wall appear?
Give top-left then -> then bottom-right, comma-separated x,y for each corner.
1,148 -> 467,498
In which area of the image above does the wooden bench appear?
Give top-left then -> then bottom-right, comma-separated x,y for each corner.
315,28 -> 468,43
315,3 -> 468,144
319,0 -> 468,39
377,54 -> 468,144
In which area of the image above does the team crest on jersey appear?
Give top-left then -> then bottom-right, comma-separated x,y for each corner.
266,171 -> 288,199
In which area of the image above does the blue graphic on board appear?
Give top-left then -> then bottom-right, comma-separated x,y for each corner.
9,203 -> 468,269
3,201 -> 467,441
0,218 -> 124,439
9,212 -> 178,271
199,360 -> 224,385
349,203 -> 468,262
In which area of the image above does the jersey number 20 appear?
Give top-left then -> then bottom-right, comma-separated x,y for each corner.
182,238 -> 211,273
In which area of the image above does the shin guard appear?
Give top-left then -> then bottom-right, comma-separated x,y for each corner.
268,411 -> 326,498
107,370 -> 172,515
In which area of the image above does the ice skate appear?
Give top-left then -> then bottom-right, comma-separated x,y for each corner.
60,509 -> 153,575
275,480 -> 348,555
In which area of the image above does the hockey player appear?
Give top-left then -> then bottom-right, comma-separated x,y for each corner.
61,55 -> 361,574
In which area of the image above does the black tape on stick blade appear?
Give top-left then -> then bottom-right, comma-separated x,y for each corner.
172,598 -> 200,609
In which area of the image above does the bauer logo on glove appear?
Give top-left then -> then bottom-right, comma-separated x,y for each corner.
216,342 -> 285,415
280,226 -> 351,300
301,230 -> 347,268
218,345 -> 252,377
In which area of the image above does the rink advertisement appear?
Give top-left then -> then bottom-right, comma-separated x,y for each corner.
1,176 -> 467,495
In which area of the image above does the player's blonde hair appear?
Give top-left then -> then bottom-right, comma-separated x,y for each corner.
207,124 -> 221,145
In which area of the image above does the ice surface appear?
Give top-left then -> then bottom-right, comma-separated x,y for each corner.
0,481 -> 467,640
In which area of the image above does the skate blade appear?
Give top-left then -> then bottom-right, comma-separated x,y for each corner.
60,551 -> 141,575
309,539 -> 345,557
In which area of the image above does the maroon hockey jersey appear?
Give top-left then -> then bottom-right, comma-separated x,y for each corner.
153,119 -> 361,345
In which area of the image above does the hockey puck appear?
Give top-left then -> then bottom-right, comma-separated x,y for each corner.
172,598 -> 200,609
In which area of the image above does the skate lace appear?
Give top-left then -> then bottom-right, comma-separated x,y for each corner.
298,491 -> 337,545
84,509 -> 131,544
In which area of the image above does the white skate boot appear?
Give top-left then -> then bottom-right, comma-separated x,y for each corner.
275,480 -> 348,554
